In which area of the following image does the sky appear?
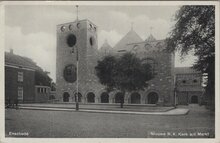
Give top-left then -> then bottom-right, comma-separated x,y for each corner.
5,5 -> 197,81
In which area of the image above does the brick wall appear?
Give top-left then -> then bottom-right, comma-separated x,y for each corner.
5,66 -> 35,103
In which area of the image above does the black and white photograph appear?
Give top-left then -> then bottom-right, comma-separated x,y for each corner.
0,1 -> 219,142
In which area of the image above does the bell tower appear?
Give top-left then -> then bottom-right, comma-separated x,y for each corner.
56,19 -> 98,102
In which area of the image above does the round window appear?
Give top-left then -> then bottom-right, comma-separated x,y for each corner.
69,24 -> 73,30
89,24 -> 93,29
67,34 -> 76,47
77,23 -> 81,29
63,64 -> 77,83
90,36 -> 95,46
61,26 -> 66,32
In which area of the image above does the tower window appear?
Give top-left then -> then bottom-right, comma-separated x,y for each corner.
67,34 -> 77,47
77,23 -> 81,29
90,36 -> 95,46
69,24 -> 73,30
89,24 -> 93,29
61,26 -> 66,32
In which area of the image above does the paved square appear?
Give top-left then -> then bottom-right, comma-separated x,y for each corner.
5,105 -> 214,138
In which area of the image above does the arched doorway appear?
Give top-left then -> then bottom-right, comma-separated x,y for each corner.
115,92 -> 124,103
87,92 -> 95,103
147,92 -> 159,104
74,92 -> 82,102
191,95 -> 198,104
63,92 -> 70,102
130,92 -> 141,104
101,92 -> 109,103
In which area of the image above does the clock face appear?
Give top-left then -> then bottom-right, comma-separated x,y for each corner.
63,64 -> 77,83
67,34 -> 77,47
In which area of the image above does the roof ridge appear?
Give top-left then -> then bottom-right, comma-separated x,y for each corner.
113,29 -> 143,49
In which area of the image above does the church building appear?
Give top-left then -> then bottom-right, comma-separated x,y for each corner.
56,18 -> 175,106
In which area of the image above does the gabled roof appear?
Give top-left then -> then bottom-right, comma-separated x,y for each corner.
114,29 -> 143,49
175,67 -> 201,74
5,51 -> 42,71
100,40 -> 113,52
145,34 -> 156,42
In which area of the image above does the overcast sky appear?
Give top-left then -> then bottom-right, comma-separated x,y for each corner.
5,5 -> 197,81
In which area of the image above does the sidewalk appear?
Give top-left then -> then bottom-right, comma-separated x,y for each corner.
16,103 -> 189,115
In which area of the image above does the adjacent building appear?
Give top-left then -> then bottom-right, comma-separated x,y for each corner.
5,50 -> 52,104
175,67 -> 204,105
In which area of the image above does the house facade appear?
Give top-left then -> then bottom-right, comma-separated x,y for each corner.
5,50 -> 52,104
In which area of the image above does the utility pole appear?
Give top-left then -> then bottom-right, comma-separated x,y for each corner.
75,5 -> 79,111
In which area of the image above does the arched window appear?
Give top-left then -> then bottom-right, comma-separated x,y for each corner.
63,92 -> 70,102
144,43 -> 152,50
131,45 -> 139,54
87,92 -> 95,103
74,92 -> 82,102
155,42 -> 164,51
142,58 -> 157,76
101,92 -> 109,103
147,92 -> 159,104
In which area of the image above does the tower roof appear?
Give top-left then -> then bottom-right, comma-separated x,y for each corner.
145,34 -> 156,42
114,29 -> 143,49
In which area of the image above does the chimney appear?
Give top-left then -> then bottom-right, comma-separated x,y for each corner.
10,49 -> 13,54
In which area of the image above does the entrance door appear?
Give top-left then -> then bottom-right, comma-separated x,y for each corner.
87,92 -> 95,103
191,95 -> 198,104
101,92 -> 109,103
147,92 -> 158,104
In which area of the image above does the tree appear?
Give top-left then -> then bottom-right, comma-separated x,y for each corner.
95,53 -> 154,108
35,70 -> 52,86
166,6 -> 215,109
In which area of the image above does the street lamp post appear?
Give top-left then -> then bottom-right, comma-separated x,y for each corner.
75,5 -> 79,111
76,46 -> 79,111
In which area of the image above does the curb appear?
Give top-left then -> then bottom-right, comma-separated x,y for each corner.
17,106 -> 189,116
18,105 -> 174,112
